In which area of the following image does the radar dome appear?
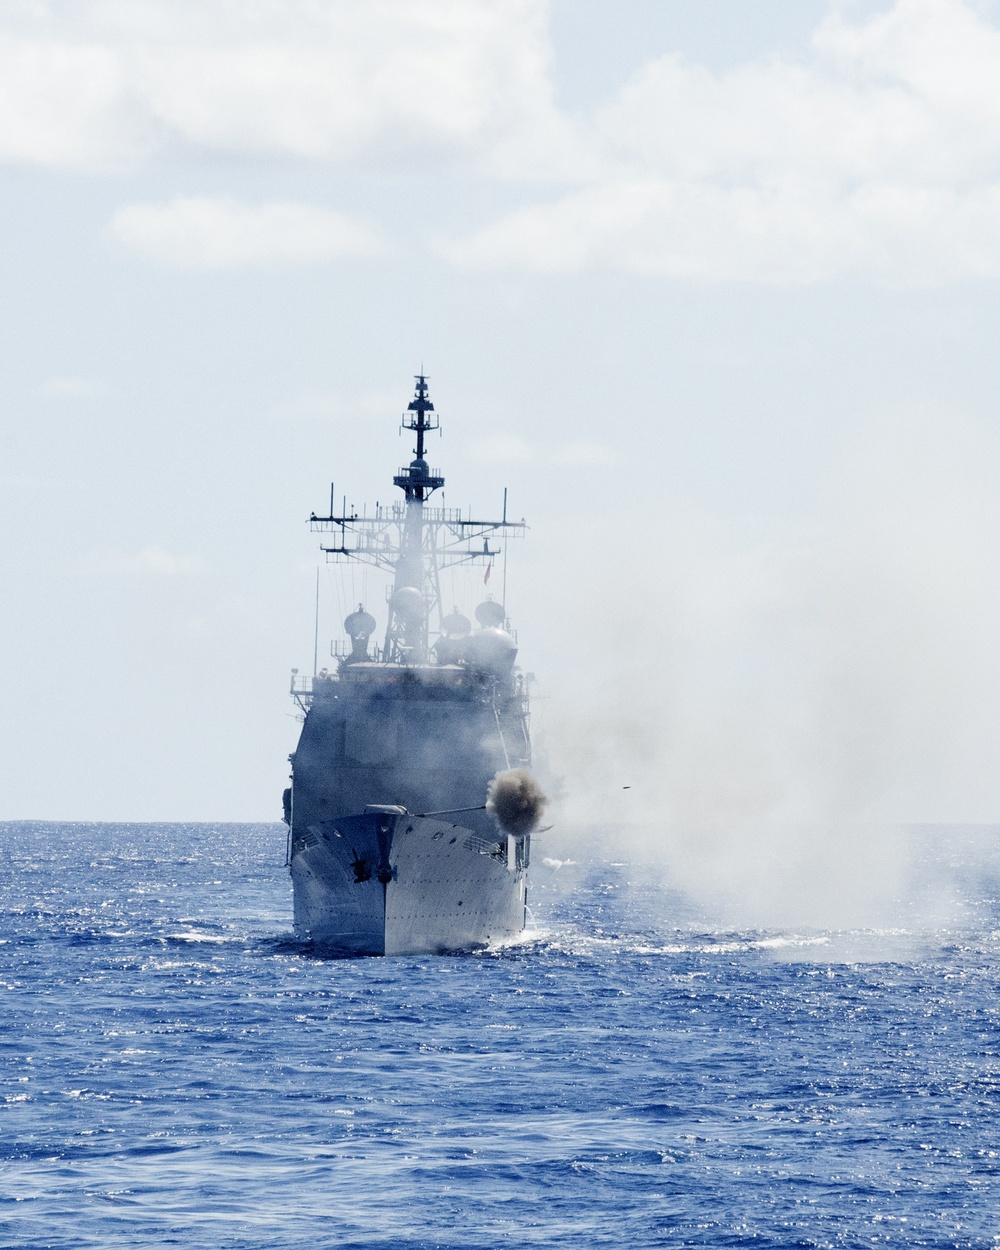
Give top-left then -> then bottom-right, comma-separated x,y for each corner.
465,627 -> 517,675
344,606 -> 376,640
343,604 -> 376,662
391,586 -> 423,622
441,609 -> 471,639
475,600 -> 506,629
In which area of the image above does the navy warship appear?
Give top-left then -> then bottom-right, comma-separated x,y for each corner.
282,376 -> 544,955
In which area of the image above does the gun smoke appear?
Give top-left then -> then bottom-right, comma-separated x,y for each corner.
488,768 -> 548,834
523,404 -> 1000,930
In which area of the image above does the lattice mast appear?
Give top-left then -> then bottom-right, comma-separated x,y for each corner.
308,376 -> 525,665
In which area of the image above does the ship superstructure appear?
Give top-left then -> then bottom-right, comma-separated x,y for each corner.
283,376 -> 539,955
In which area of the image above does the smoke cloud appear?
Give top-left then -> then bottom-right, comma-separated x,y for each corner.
488,768 -> 548,834
527,404 -> 1000,929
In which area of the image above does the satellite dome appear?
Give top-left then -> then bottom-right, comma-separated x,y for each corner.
391,586 -> 424,622
344,606 -> 376,640
475,600 -> 506,629
441,610 -> 472,639
465,627 -> 517,675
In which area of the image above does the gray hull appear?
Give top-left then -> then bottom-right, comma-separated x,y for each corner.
291,809 -> 528,955
285,374 -> 537,956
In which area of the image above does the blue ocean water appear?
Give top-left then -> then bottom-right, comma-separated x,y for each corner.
2,822 -> 1000,1249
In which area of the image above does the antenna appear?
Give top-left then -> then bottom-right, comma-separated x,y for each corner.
313,566 -> 320,677
307,374 -> 527,666
394,375 -> 443,502
502,488 -> 508,610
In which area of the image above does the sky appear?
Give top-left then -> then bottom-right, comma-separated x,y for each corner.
5,0 -> 1000,854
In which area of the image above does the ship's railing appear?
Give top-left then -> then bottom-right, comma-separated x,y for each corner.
421,504 -> 465,522
289,674 -> 312,713
288,670 -> 340,711
310,502 -> 494,529
331,640 -> 384,661
333,533 -> 392,550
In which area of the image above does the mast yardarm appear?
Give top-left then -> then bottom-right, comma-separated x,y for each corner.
307,375 -> 526,665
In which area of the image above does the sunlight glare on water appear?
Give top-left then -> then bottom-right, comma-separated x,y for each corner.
2,821 -> 999,1249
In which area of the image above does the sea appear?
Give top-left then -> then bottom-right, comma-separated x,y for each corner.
2,820 -> 999,1250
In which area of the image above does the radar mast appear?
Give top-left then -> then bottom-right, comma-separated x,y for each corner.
307,375 -> 525,668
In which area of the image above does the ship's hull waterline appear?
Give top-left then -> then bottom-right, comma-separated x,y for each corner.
291,809 -> 528,956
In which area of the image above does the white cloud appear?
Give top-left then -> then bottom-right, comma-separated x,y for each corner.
109,196 -> 385,268
0,30 -> 139,167
8,0 -> 1000,285
444,179 -> 1000,284
0,0 -> 577,177
444,0 -> 1000,285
